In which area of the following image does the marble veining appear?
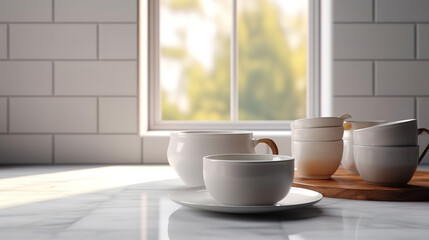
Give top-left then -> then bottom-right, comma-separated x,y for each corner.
0,165 -> 428,240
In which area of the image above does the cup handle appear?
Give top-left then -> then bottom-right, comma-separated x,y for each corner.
255,138 -> 279,155
339,113 -> 352,120
418,128 -> 429,164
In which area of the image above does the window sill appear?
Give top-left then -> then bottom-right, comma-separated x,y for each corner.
141,130 -> 292,164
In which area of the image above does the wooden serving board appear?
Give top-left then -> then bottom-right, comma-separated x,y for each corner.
292,168 -> 429,201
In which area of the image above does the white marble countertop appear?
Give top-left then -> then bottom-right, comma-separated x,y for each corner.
0,165 -> 428,240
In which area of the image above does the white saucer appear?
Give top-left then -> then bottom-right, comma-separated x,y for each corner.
169,187 -> 322,214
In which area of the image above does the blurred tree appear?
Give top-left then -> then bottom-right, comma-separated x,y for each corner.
161,0 -> 306,121
238,0 -> 304,120
167,0 -> 202,11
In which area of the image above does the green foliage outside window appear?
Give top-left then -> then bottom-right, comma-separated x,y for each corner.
161,0 -> 307,121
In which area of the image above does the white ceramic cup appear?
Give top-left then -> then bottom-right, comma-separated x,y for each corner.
353,119 -> 423,146
292,126 -> 344,141
292,140 -> 343,179
341,120 -> 385,174
203,154 -> 294,205
353,144 -> 429,186
167,131 -> 278,187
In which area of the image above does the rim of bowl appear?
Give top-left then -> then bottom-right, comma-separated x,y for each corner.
292,139 -> 343,143
353,145 -> 419,149
294,117 -> 341,121
203,154 -> 294,163
292,125 -> 344,130
292,117 -> 342,124
353,119 -> 416,133
173,130 -> 252,136
345,120 -> 386,124
292,117 -> 344,129
292,125 -> 344,131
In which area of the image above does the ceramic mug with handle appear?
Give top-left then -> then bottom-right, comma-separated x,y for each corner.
353,127 -> 429,186
167,131 -> 278,187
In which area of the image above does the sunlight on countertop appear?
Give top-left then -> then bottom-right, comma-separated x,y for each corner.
0,165 -> 178,209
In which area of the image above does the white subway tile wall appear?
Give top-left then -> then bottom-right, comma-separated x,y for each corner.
0,0 -> 52,22
10,97 -> 97,133
334,61 -> 373,96
376,0 -> 429,22
10,24 -> 97,59
0,135 -> 52,164
0,24 -> 6,59
0,0 -> 139,164
418,135 -> 429,162
333,0 -> 373,22
54,61 -> 137,96
0,98 -> 6,133
334,24 -> 414,59
142,134 -> 171,164
418,98 -> 429,127
99,24 -> 137,59
417,24 -> 429,59
376,61 -> 429,96
334,0 -> 429,163
1,1 -> 429,164
99,97 -> 138,133
55,135 -> 141,164
54,0 -> 137,22
334,97 -> 415,121
0,61 -> 52,95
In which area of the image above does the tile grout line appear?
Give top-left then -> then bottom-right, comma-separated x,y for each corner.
136,0 -> 141,137
140,137 -> 144,164
97,97 -> 100,133
52,0 -> 55,22
137,6 -> 142,165
6,97 -> 9,134
333,22 -> 429,24
415,24 -> 418,59
0,95 -> 137,98
1,133 -> 138,135
3,59 -> 137,61
333,94 -> 428,98
97,24 -> 99,59
334,95 -> 422,98
52,135 -> 55,164
372,61 -> 376,96
333,59 -> 428,62
6,24 -> 9,59
415,97 -> 418,120
0,21 -> 137,24
52,61 -> 55,95
373,0 -> 376,22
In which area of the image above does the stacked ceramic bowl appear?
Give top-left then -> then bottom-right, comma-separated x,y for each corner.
341,120 -> 385,174
353,119 -> 429,186
291,115 -> 349,179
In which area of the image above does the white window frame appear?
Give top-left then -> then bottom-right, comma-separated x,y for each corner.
139,0 -> 331,135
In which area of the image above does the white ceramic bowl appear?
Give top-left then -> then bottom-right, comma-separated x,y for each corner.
343,120 -> 386,130
343,120 -> 385,140
292,126 -> 344,141
353,145 -> 419,186
292,140 -> 343,179
291,117 -> 345,129
203,154 -> 294,205
353,119 -> 418,146
167,131 -> 278,187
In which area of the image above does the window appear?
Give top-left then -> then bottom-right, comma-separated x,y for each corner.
140,0 -> 321,132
